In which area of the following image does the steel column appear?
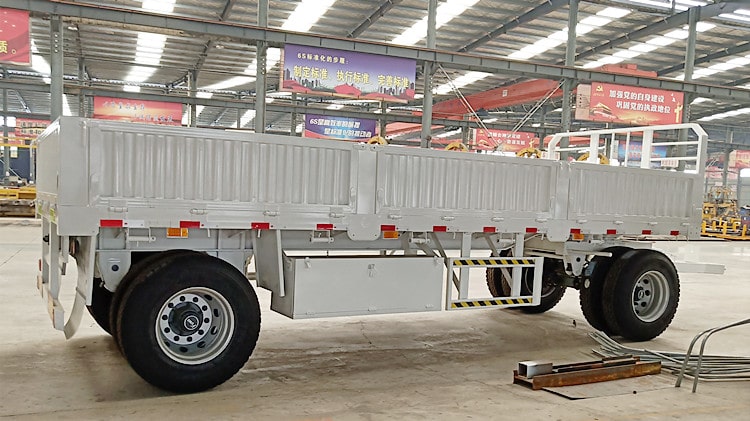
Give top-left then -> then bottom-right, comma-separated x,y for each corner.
188,70 -> 197,127
420,0 -> 437,148
255,0 -> 268,134
50,15 -> 64,120
560,0 -> 578,158
722,148 -> 730,189
678,6 -> 699,171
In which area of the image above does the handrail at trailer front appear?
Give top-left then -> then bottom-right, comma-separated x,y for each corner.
546,123 -> 708,177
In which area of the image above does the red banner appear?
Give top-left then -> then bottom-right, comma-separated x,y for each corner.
471,128 -> 537,152
729,150 -> 750,170
14,118 -> 50,142
0,8 -> 31,65
93,97 -> 182,126
577,83 -> 684,126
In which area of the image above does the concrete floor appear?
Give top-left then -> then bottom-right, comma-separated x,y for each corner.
1,220 -> 748,420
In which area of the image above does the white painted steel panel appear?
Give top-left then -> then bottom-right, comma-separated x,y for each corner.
377,148 -> 557,216
89,122 -> 354,207
568,163 -> 699,221
271,256 -> 444,318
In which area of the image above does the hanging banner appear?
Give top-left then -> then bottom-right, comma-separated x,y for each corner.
14,118 -> 50,142
576,83 -> 684,126
0,8 -> 31,65
93,97 -> 182,125
471,128 -> 537,152
304,114 -> 377,141
618,140 -> 668,168
282,44 -> 416,103
729,150 -> 750,170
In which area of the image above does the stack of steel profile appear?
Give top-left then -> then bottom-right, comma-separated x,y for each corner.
590,326 -> 750,392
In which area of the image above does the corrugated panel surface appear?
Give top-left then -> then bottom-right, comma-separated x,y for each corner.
379,152 -> 554,212
569,166 -> 695,218
93,126 -> 354,207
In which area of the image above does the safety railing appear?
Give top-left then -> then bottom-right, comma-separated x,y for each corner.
546,123 -> 708,176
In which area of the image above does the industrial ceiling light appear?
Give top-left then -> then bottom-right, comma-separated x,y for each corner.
391,0 -> 480,46
281,0 -> 337,32
142,0 -> 176,14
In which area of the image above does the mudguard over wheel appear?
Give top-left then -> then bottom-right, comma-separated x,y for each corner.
601,249 -> 680,341
116,253 -> 261,393
486,255 -> 567,314
86,278 -> 113,334
579,247 -> 629,333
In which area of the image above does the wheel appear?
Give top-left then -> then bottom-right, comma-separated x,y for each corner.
86,278 -> 113,334
116,252 -> 261,393
486,253 -> 567,314
601,249 -> 680,341
108,250 -> 195,350
579,247 -> 629,333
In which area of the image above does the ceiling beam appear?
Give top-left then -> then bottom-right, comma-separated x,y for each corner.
5,0 -> 750,102
657,41 -> 750,76
574,2 -> 743,63
192,0 -> 237,79
347,0 -> 403,39
459,0 -> 567,52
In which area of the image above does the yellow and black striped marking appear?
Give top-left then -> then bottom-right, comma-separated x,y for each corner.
451,298 -> 533,308
452,258 -> 534,266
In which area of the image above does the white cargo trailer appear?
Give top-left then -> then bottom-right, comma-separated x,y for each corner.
35,117 -> 711,392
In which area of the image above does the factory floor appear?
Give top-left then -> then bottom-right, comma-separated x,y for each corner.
1,220 -> 748,420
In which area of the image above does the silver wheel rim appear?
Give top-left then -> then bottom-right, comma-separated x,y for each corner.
156,287 -> 234,365
631,270 -> 670,322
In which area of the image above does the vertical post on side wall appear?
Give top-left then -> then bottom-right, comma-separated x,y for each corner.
379,102 -> 387,138
2,88 -> 8,177
722,148 -> 731,190
188,70 -> 197,127
50,15 -> 64,121
255,0 -> 269,134
679,6 -> 698,171
560,0 -> 578,161
78,59 -> 86,116
290,93 -> 298,136
420,0 -> 437,148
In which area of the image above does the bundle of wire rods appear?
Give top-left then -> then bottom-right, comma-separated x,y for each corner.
590,330 -> 750,382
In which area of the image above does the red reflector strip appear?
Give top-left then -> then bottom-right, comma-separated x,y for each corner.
606,229 -> 617,235
526,227 -> 538,233
252,222 -> 271,230
642,230 -> 652,235
100,219 -> 123,228
483,226 -> 496,233
433,225 -> 447,232
381,224 -> 397,232
670,230 -> 680,236
570,228 -> 581,234
180,220 -> 201,229
316,223 -> 334,230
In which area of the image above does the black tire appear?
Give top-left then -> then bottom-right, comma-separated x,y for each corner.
108,250 -> 195,350
116,253 -> 261,393
601,249 -> 680,341
486,256 -> 567,314
579,247 -> 629,333
86,278 -> 113,334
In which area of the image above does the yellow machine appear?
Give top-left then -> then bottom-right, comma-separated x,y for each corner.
701,186 -> 749,240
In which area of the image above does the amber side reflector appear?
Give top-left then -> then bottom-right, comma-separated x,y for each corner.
383,231 -> 399,239
167,227 -> 189,238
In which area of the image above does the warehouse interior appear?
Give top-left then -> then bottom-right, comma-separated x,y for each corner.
1,0 -> 750,418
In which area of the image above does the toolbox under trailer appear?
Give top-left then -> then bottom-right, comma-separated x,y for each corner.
36,117 -> 710,392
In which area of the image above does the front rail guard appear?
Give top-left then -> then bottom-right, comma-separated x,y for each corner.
37,216 -> 96,338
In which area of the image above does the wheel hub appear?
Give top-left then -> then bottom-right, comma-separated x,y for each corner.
156,287 -> 234,364
631,270 -> 669,323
